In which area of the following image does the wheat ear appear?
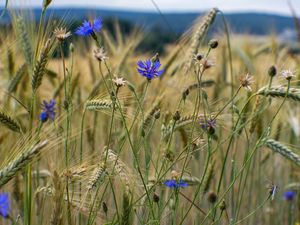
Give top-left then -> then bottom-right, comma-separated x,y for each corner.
0,111 -> 22,133
258,86 -> 300,101
0,140 -> 48,187
265,139 -> 300,166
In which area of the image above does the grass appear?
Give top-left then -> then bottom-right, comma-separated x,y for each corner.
0,3 -> 299,225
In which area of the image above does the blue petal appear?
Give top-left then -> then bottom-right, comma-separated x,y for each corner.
40,111 -> 48,122
93,18 -> 103,32
145,59 -> 152,69
152,61 -> 161,70
0,193 -> 9,218
137,60 -> 146,69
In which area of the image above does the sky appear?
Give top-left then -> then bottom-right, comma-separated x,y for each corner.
2,0 -> 300,16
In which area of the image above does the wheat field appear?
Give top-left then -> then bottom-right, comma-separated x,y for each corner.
0,2 -> 300,225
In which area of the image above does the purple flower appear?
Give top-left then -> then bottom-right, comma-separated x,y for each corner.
75,18 -> 103,36
40,99 -> 56,122
283,191 -> 296,201
137,59 -> 164,80
164,180 -> 188,189
200,118 -> 216,134
0,193 -> 10,218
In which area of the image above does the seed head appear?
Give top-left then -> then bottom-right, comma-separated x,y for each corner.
281,69 -> 296,81
93,47 -> 108,62
239,73 -> 254,92
54,27 -> 71,42
202,58 -> 214,70
112,76 -> 127,88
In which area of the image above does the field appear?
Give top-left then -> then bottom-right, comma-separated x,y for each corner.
0,3 -> 300,225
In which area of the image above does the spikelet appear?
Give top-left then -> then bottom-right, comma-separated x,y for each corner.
105,149 -> 131,193
0,111 -> 21,133
16,16 -> 33,68
87,163 -> 106,191
85,99 -> 113,111
258,86 -> 300,102
249,96 -> 264,134
120,192 -> 132,225
175,114 -> 208,130
32,39 -> 51,92
185,80 -> 215,92
8,64 -> 27,93
265,139 -> 300,166
50,171 -> 63,225
202,161 -> 215,193
285,183 -> 300,190
141,95 -> 163,130
0,140 -> 48,187
185,8 -> 218,71
62,165 -> 88,182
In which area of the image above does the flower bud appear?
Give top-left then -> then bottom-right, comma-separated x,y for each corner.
268,65 -> 277,77
207,191 -> 217,203
154,109 -> 161,119
153,193 -> 160,203
102,201 -> 108,214
173,111 -> 181,121
209,39 -> 218,49
196,53 -> 203,61
69,43 -> 74,53
219,199 -> 226,211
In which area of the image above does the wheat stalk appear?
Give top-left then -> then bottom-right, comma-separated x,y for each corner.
265,139 -> 300,166
0,140 -> 48,187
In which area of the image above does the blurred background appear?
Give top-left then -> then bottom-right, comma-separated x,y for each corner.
1,0 -> 299,53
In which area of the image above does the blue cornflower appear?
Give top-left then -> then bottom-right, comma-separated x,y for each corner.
137,59 -> 164,80
40,99 -> 56,122
200,118 -> 216,135
283,191 -> 296,201
0,193 -> 10,218
164,179 -> 188,189
75,18 -> 103,36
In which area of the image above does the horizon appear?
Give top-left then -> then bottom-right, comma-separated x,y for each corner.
1,0 -> 300,17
